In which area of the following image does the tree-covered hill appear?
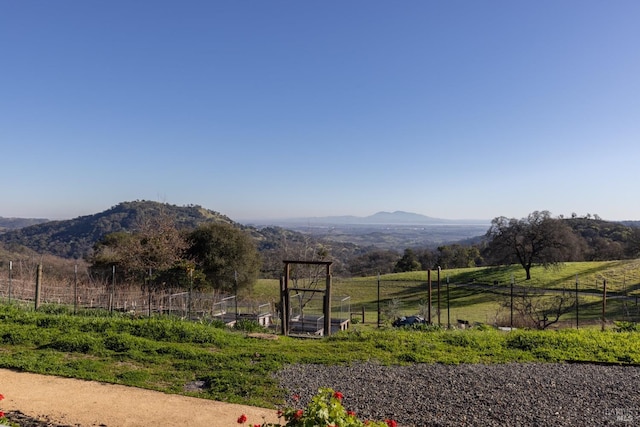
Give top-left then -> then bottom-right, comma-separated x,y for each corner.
565,217 -> 640,260
0,201 -> 235,259
0,201 -> 360,277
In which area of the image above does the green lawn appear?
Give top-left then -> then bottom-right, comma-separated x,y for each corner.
1,303 -> 640,409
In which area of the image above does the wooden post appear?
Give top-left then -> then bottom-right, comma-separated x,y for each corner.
324,263 -> 332,336
377,273 -> 381,328
8,261 -> 12,304
427,269 -> 432,324
575,274 -> 579,329
35,264 -> 43,310
281,271 -> 289,336
188,268 -> 192,319
446,275 -> 450,329
148,268 -> 153,317
437,267 -> 441,326
110,265 -> 115,313
510,275 -> 514,329
74,264 -> 78,315
602,279 -> 607,331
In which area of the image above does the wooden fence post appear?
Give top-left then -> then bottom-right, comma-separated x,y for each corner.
601,279 -> 607,331
427,269 -> 432,324
35,264 -> 43,310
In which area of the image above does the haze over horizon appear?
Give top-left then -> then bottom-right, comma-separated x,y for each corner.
2,1 -> 639,223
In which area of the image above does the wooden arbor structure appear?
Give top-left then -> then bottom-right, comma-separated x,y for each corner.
280,260 -> 333,336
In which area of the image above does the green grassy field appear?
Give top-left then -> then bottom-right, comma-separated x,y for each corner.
1,261 -> 639,408
0,303 -> 640,409
250,260 -> 640,325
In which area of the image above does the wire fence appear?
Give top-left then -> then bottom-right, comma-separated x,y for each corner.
2,262 -> 639,330
333,277 -> 640,330
0,263 -> 275,327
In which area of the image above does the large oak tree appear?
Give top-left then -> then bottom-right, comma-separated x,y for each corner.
485,211 -> 583,280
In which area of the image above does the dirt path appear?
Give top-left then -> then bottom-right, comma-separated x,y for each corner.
1,369 -> 279,426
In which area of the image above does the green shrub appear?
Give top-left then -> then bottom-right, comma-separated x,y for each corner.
0,326 -> 42,345
614,321 -> 640,332
443,331 -> 479,348
103,333 -> 141,352
234,319 -> 266,333
48,334 -> 102,354
505,332 -> 547,351
36,315 -> 75,331
79,318 -> 114,334
37,304 -> 73,315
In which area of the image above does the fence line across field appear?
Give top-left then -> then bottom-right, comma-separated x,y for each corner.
332,276 -> 640,329
1,263 -> 639,329
0,270 -> 278,327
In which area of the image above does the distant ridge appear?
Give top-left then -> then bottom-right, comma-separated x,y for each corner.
0,216 -> 50,230
246,211 -> 488,226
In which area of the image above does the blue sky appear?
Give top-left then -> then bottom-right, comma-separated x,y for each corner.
2,1 -> 639,222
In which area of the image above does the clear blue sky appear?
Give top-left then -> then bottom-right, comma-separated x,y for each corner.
2,1 -> 639,222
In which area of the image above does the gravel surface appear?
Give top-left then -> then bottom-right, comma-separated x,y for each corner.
275,362 -> 640,426
4,411 -> 80,427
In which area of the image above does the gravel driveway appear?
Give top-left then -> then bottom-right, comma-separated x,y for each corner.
276,362 -> 640,426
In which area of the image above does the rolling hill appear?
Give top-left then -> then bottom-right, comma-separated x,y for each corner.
0,201 -> 234,259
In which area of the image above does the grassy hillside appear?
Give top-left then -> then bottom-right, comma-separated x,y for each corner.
251,260 -> 640,325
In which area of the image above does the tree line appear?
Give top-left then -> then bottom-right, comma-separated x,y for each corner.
366,211 -> 640,280
3,203 -> 640,287
90,212 -> 261,293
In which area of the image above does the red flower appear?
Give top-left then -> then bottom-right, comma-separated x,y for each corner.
277,410 -> 283,417
347,410 -> 356,417
292,394 -> 300,402
254,425 -> 261,427
385,419 -> 398,427
0,411 -> 5,418
237,414 -> 247,424
332,391 -> 344,401
294,409 -> 304,419
0,394 -> 4,401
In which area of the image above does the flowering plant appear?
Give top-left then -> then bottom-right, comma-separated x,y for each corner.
0,394 -> 15,427
0,394 -> 6,424
238,387 -> 397,427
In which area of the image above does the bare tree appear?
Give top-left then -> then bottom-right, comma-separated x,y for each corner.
384,298 -> 403,323
90,210 -> 187,288
502,287 -> 576,329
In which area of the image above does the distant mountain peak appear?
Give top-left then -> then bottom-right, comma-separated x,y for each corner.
367,211 -> 438,223
246,211 -> 452,226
